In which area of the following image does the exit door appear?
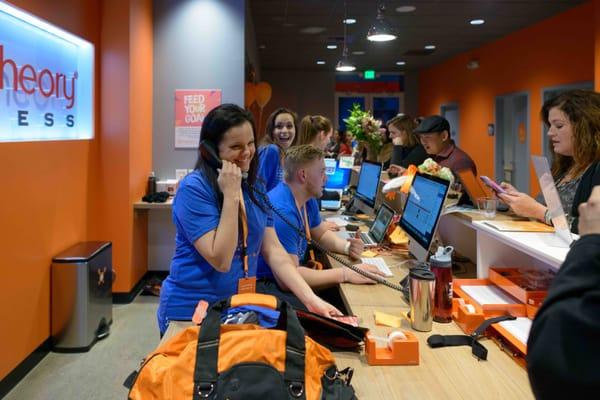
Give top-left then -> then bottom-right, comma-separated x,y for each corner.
495,93 -> 529,192
440,103 -> 459,145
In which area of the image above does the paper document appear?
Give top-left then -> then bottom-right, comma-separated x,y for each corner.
374,311 -> 407,327
461,285 -> 520,305
484,220 -> 555,233
498,317 -> 532,346
442,205 -> 483,215
325,217 -> 349,227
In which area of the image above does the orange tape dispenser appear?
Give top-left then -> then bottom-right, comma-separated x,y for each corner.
365,330 -> 419,365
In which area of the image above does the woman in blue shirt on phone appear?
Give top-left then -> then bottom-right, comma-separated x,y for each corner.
157,104 -> 339,335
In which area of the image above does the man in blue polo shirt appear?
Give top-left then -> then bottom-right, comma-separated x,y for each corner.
256,145 -> 384,308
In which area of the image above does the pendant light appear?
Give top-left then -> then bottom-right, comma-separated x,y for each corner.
367,2 -> 396,42
336,1 -> 356,72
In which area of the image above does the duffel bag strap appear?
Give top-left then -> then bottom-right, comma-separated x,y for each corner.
193,298 -> 307,399
279,302 -> 306,398
427,315 -> 516,361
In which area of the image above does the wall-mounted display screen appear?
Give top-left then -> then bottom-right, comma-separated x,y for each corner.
0,1 -> 94,142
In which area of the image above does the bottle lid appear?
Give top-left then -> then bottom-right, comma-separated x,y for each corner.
432,246 -> 453,263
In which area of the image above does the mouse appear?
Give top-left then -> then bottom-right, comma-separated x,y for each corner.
346,224 -> 360,232
344,216 -> 358,222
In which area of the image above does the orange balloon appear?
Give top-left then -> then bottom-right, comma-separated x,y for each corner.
244,82 -> 256,108
255,82 -> 272,108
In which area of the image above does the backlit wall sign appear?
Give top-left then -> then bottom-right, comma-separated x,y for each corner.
0,1 -> 94,142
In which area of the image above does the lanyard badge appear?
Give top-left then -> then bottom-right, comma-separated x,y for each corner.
302,206 -> 323,270
238,189 -> 256,294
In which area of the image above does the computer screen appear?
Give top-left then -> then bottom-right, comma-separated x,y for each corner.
324,159 -> 352,190
370,204 -> 395,243
456,169 -> 492,205
355,161 -> 382,207
399,173 -> 450,261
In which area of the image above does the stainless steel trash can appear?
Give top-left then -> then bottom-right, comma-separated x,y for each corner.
51,241 -> 113,352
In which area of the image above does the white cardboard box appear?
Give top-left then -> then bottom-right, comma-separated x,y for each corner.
157,179 -> 178,196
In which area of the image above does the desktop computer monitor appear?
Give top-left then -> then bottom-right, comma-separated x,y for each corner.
399,172 -> 450,262
324,158 -> 352,190
354,160 -> 382,211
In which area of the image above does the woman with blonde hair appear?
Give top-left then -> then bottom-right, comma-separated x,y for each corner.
387,114 -> 427,176
297,114 -> 334,149
499,90 -> 600,233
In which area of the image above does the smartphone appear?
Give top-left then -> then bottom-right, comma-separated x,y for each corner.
480,175 -> 506,194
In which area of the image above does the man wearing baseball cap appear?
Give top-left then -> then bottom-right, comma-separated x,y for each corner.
415,115 -> 477,175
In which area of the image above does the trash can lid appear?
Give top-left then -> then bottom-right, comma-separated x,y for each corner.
52,241 -> 112,263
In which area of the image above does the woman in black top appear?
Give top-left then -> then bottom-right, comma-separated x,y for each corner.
386,114 -> 428,177
527,186 -> 600,399
499,90 -> 600,233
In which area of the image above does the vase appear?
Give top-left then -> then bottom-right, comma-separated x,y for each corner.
357,141 -> 378,162
365,143 -> 379,162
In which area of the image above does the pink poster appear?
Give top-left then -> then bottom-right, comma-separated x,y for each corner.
174,89 -> 221,148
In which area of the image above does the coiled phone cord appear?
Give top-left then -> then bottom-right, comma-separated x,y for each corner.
248,183 -> 404,292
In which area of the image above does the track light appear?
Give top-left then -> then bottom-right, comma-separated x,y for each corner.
367,3 -> 396,42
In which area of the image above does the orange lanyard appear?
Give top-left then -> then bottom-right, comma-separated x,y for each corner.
302,206 -> 316,262
239,189 -> 249,277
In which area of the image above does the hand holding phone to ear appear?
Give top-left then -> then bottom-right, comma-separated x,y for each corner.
217,160 -> 243,197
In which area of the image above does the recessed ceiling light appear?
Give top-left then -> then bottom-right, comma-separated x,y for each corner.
396,61 -> 406,65
300,26 -> 326,34
259,44 -> 266,50
352,50 -> 365,55
424,44 -> 436,50
327,44 -> 338,49
316,60 -> 326,65
470,19 -> 485,25
343,18 -> 356,24
396,5 -> 416,13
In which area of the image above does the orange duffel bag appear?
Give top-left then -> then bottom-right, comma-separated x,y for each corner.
127,293 -> 357,400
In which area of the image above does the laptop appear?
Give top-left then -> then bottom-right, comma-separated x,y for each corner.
457,169 -> 492,204
337,203 -> 395,247
320,189 -> 343,210
531,156 -> 574,247
320,158 -> 352,211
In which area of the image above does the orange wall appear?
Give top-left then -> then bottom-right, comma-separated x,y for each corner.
0,0 -> 152,381
92,0 -> 152,293
418,2 -> 595,194
0,0 -> 101,381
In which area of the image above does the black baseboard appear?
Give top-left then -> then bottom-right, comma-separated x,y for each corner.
0,272 -> 168,396
0,338 -> 51,398
112,271 -> 168,304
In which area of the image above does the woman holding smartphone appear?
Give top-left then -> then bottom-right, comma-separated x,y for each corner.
157,104 -> 339,335
498,90 -> 600,233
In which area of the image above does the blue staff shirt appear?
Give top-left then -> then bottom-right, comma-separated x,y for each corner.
256,182 -> 321,280
157,170 -> 272,334
258,144 -> 284,191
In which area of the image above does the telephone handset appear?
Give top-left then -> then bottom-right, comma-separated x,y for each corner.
199,140 -> 248,179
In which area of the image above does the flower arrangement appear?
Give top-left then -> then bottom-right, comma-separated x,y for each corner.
418,158 -> 454,183
343,103 -> 384,154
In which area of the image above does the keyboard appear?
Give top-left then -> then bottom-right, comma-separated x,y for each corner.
359,232 -> 376,245
361,257 -> 393,277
